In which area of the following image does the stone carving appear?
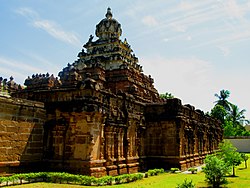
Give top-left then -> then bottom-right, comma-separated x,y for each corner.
88,34 -> 94,43
24,73 -> 61,90
0,76 -> 21,94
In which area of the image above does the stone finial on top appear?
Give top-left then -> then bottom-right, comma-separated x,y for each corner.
105,7 -> 112,19
95,7 -> 122,40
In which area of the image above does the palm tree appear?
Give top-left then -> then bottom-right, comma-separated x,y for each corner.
214,89 -> 231,111
228,104 -> 249,128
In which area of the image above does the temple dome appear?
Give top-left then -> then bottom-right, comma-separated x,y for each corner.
95,8 -> 122,40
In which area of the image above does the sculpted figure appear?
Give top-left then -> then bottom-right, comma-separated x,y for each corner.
0,77 -> 2,88
54,77 -> 62,88
3,78 -> 7,91
88,34 -> 94,43
7,76 -> 16,90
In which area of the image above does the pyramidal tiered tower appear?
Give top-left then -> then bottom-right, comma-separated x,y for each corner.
56,8 -> 160,103
10,8 -> 222,177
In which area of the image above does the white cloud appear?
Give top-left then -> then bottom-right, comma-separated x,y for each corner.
33,20 -> 81,46
0,56 -> 46,73
20,51 -> 61,73
160,0 -> 250,56
15,7 -> 38,18
0,56 -> 47,84
142,15 -> 159,27
186,35 -> 192,41
169,22 -> 187,32
140,54 -> 250,118
0,66 -> 25,81
141,56 -> 213,91
179,1 -> 194,11
141,55 -> 216,112
221,0 -> 246,19
217,46 -> 230,56
16,7 -> 81,46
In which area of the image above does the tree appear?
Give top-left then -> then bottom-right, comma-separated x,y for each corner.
203,154 -> 230,187
240,153 -> 249,169
217,140 -> 243,176
160,92 -> 174,99
210,104 -> 228,124
228,104 -> 249,128
214,89 -> 231,111
223,120 -> 236,136
211,90 -> 250,136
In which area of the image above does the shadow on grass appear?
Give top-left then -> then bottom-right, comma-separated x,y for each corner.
238,167 -> 246,170
225,175 -> 239,178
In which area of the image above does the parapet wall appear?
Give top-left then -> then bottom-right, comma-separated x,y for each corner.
0,95 -> 45,174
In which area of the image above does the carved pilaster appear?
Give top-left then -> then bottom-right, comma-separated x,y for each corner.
100,124 -> 105,160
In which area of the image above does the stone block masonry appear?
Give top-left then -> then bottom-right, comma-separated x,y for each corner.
0,96 -> 45,174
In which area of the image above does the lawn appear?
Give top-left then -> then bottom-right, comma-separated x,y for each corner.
9,155 -> 250,188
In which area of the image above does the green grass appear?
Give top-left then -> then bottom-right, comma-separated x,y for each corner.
9,154 -> 250,188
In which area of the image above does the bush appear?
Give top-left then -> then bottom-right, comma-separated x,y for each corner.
114,175 -> 123,184
148,168 -> 164,176
203,155 -> 230,187
98,175 -> 114,185
0,177 -> 6,184
176,178 -> 195,188
188,168 -> 197,174
128,173 -> 144,182
0,168 -> 164,186
79,175 -> 96,186
170,168 -> 180,173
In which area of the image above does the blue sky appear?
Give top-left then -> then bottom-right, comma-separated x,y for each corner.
1,0 -> 250,119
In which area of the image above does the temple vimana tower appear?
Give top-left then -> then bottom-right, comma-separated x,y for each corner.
0,8 -> 222,177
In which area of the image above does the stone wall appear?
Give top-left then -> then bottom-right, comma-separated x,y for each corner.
39,89 -> 144,177
0,95 -> 45,174
144,98 -> 223,170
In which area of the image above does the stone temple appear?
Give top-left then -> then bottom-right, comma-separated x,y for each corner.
0,8 -> 223,177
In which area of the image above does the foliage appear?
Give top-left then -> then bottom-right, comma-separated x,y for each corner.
241,153 -> 249,169
223,120 -> 236,136
229,104 -> 249,127
211,89 -> 250,136
214,89 -> 231,111
176,178 -> 195,188
203,154 -> 230,187
210,104 -> 227,124
170,168 -> 180,173
223,119 -> 250,136
147,168 -> 164,176
187,168 -> 197,174
0,169 -> 163,187
97,176 -> 114,185
160,92 -> 174,99
217,140 -> 243,176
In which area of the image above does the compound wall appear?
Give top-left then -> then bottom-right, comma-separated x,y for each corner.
0,95 -> 45,174
225,136 -> 250,152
